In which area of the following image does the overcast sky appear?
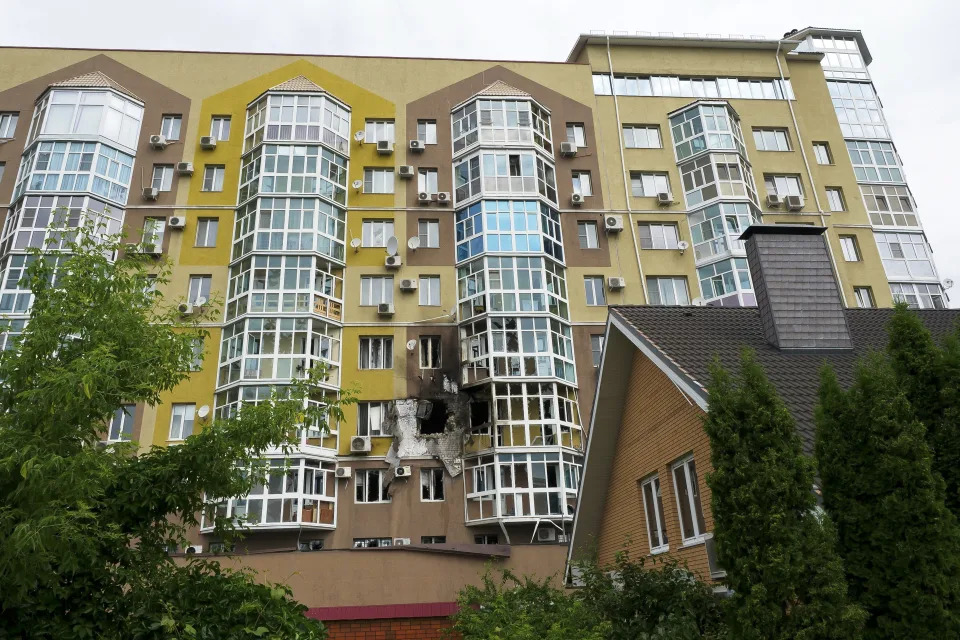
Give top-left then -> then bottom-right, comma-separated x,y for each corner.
5,0 -> 959,303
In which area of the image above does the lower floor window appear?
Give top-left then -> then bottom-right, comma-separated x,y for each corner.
421,535 -> 447,544
474,534 -> 499,544
672,456 -> 707,543
647,276 -> 690,305
854,286 -> 875,309
356,469 -> 391,503
353,537 -> 392,548
169,403 -> 195,440
421,468 -> 445,501
108,404 -> 134,442
640,475 -> 669,553
890,282 -> 946,309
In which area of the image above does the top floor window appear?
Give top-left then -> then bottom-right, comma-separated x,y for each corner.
161,115 -> 182,141
365,120 -> 395,144
827,81 -> 887,139
594,74 -> 794,101
452,99 -> 552,154
31,89 -> 144,150
244,93 -> 351,154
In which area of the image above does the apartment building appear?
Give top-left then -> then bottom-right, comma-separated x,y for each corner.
0,26 -> 946,631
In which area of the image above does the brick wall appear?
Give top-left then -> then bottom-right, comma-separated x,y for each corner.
325,616 -> 458,639
596,351 -> 714,580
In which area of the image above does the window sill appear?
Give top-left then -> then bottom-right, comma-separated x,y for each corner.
679,536 -> 707,549
649,546 -> 670,556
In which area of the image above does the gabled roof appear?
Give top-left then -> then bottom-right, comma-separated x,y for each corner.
269,75 -> 326,93
568,305 -> 960,563
476,80 -> 530,97
49,71 -> 141,101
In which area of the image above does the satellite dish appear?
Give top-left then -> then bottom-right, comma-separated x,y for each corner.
195,296 -> 207,307
944,278 -> 955,290
406,339 -> 417,351
354,130 -> 365,142
407,237 -> 421,251
691,297 -> 706,307
351,179 -> 363,190
677,240 -> 689,253
386,236 -> 399,256
350,237 -> 362,249
197,405 -> 210,419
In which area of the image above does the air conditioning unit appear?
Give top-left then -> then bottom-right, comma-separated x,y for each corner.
570,193 -> 584,205
176,162 -> 194,176
385,255 -> 402,268
409,139 -> 425,152
178,302 -> 194,315
418,191 -> 431,203
560,141 -> 578,157
168,216 -> 186,229
399,278 -> 418,291
376,140 -> 394,155
395,466 -> 412,478
766,193 -> 783,208
785,194 -> 804,211
435,192 -> 451,204
142,187 -> 159,201
394,537 -> 411,546
200,136 -> 217,150
350,436 -> 372,453
185,545 -> 203,554
149,134 -> 168,149
656,192 -> 672,205
335,466 -> 352,479
607,276 -> 626,290
398,165 -> 415,179
536,528 -> 557,542
377,302 -> 395,316
604,215 -> 624,232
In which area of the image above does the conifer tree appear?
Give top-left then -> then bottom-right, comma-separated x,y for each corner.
704,350 -> 864,640
816,355 -> 960,639
886,304 -> 960,516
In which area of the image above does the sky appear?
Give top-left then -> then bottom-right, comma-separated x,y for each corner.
5,0 -> 959,303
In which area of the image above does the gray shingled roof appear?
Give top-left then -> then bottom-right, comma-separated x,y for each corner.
611,306 -> 960,452
50,71 -> 141,101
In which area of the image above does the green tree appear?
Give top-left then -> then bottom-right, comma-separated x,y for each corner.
816,354 -> 960,639
576,551 -> 724,640
0,224 -> 352,639
886,304 -> 960,516
704,351 -> 864,640
450,569 -> 610,640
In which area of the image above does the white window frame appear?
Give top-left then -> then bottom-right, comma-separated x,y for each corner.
169,403 -> 195,441
813,142 -> 832,165
421,468 -> 445,502
854,286 -> 875,308
637,223 -> 680,250
764,174 -> 803,197
364,120 -> 395,144
195,217 -> 218,247
584,276 -> 606,306
361,219 -> 394,247
188,275 -> 211,305
107,404 -> 135,442
590,334 -> 605,367
210,116 -> 231,141
417,168 -> 438,194
566,123 -> 586,147
363,168 -> 394,194
578,221 -> 599,249
360,276 -> 394,306
671,456 -> 707,544
839,235 -> 861,262
355,469 -> 391,503
0,112 -> 19,139
630,172 -> 671,197
143,217 -> 166,250
752,128 -> 791,151
419,275 -> 440,306
417,119 -> 437,144
418,219 -> 439,248
359,337 -> 394,370
357,401 -> 389,436
826,187 -> 846,212
353,537 -> 392,548
419,335 -> 441,369
189,337 -> 204,371
640,475 -> 669,554
160,114 -> 182,141
622,124 -> 662,149
572,171 -> 593,196
202,165 -> 225,192
152,165 -> 174,191
647,276 -> 691,305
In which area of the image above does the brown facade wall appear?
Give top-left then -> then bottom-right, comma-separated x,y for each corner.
325,617 -> 457,640
596,351 -> 714,579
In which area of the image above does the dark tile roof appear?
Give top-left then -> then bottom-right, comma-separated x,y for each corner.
611,306 -> 960,453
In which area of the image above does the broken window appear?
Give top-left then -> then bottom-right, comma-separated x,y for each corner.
421,468 -> 445,501
470,400 -> 490,428
355,469 -> 390,503
421,535 -> 446,544
419,399 -> 447,435
419,335 -> 441,369
353,537 -> 392,548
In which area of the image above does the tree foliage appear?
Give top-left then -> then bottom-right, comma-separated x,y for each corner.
0,226 -> 350,639
886,303 -> 960,517
816,353 -> 960,639
703,350 -> 864,640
